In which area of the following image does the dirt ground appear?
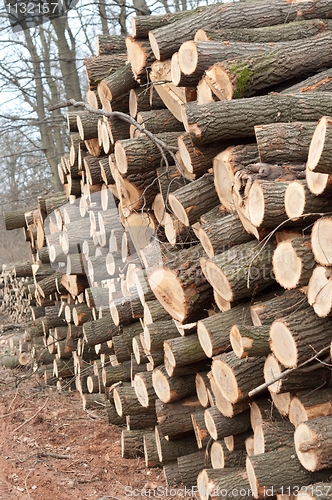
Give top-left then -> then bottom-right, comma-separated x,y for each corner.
0,321 -> 198,500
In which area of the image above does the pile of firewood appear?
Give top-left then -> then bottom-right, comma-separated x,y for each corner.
2,0 -> 332,497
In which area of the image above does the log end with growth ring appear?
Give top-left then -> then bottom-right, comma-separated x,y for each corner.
148,32 -> 160,61
245,456 -> 260,499
134,374 -> 150,408
294,422 -> 319,472
307,116 -> 330,172
168,193 -> 190,226
212,358 -> 239,404
114,142 -> 128,175
269,321 -> 298,368
152,367 -> 171,403
205,64 -> 233,101
178,41 -> 198,76
272,240 -> 302,290
263,354 -> 284,394
197,321 -> 214,358
247,181 -> 265,228
197,469 -> 210,500
307,266 -> 332,318
285,181 -> 305,219
202,259 -> 233,302
306,165 -> 329,196
148,269 -> 186,323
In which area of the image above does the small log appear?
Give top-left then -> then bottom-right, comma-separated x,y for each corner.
295,416 -> 332,472
311,217 -> 332,266
230,324 -> 270,359
246,447 -> 331,499
197,467 -> 254,500
201,239 -> 275,303
197,304 -> 251,358
272,236 -> 315,290
213,143 -> 260,212
182,93 -> 332,145
163,462 -> 182,486
84,54 -> 127,88
254,420 -> 294,455
113,385 -> 156,417
308,116 -> 332,175
83,316 -> 119,346
133,371 -> 157,408
250,289 -> 306,326
249,399 -> 284,432
177,450 -> 208,487
263,354 -> 328,394
137,109 -> 184,135
178,133 -> 226,179
204,406 -> 250,440
269,303 -> 332,368
191,410 -> 210,449
155,396 -> 202,438
210,440 -> 246,469
152,365 -> 196,403
168,173 -> 220,227
211,352 -> 265,404
121,429 -> 144,459
143,431 -> 162,468
164,334 -> 208,368
155,428 -> 198,463
289,388 -> 332,427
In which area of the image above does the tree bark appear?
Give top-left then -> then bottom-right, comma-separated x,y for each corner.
253,419 -> 294,455
121,429 -> 144,458
152,365 -> 196,403
177,450 -> 208,487
83,316 -> 119,346
155,396 -> 202,438
210,440 -> 246,469
197,467 -> 254,500
308,116 -> 332,175
183,93 -> 332,145
205,406 -> 251,440
230,324 -> 270,359
289,388 -> 332,427
255,122 -> 316,164
84,54 -> 127,89
164,334 -> 208,368
250,289 -> 306,326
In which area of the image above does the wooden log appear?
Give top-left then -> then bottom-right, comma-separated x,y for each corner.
77,112 -> 100,141
147,243 -> 212,323
210,440 -> 246,469
230,324 -> 270,359
295,482 -> 332,500
121,429 -> 144,458
197,304 -> 251,358
213,143 -> 260,212
255,122 -> 317,165
155,396 -> 202,438
182,93 -> 332,145
113,385 -> 156,417
199,207 -> 253,259
129,87 -> 165,118
205,33 -> 332,99
126,413 -> 157,430
212,352 -> 265,404
197,467 -> 254,500
201,239 -> 275,303
148,0 -> 332,61
102,361 -> 131,387
272,236 -> 315,290
205,406 -> 251,440
195,371 -> 210,408
178,39 -> 278,84
84,54 -> 127,88
142,431 -> 162,468
163,462 -> 182,486
178,133 -> 226,179
254,420 -> 294,455
177,450 -> 208,487
191,410 -> 210,449
83,316 -> 119,346
289,388 -> 332,427
143,320 -> 180,352
126,37 -> 155,83
168,173 -> 219,227
246,446 -> 332,499
250,289 -> 306,326
152,365 -> 196,403
164,334 -> 208,369
98,63 -> 136,101
195,19 -> 332,44
114,132 -> 179,175
294,415 -> 332,472
136,109 -> 184,135
250,399 -> 284,432
311,217 -> 332,266
133,371 -> 157,408
269,303 -> 332,368
285,180 -> 332,222
96,35 -> 126,56
155,427 -> 198,463
264,355 -> 329,395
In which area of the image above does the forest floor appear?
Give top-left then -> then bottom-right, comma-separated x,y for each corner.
0,316 -> 197,500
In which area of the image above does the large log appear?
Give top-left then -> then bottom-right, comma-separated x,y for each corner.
253,420 -> 294,455
155,396 -> 202,438
197,467 -> 254,500
289,388 -> 332,427
148,0 -> 332,61
84,54 -> 127,88
195,19 -> 332,44
182,93 -> 332,145
205,32 -> 332,99
250,288 -> 306,326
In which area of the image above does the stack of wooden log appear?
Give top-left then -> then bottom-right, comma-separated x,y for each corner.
2,0 -> 332,497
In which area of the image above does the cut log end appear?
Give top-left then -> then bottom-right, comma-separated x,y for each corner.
148,32 -> 160,61
246,456 -> 259,499
152,368 -> 171,403
307,116 -> 330,173
178,41 -> 198,76
168,193 -> 190,226
148,269 -> 186,323
263,354 -> 283,394
247,181 -> 265,228
285,181 -> 305,219
203,259 -> 232,302
114,142 -> 128,175
230,324 -> 251,359
306,165 -> 329,196
269,321 -> 298,368
311,217 -> 332,266
272,241 -> 302,290
205,64 -> 233,101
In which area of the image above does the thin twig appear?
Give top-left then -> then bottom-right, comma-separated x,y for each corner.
11,398 -> 49,434
248,345 -> 330,397
38,451 -> 73,459
24,469 -> 34,500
